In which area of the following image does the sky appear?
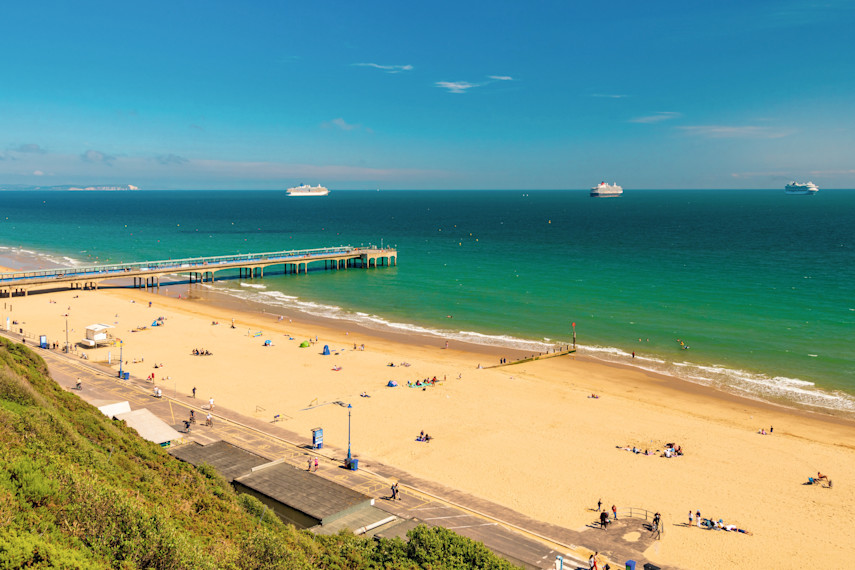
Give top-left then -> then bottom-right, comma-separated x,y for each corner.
1,0 -> 853,190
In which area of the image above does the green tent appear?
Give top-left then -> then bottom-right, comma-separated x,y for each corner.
299,341 -> 311,348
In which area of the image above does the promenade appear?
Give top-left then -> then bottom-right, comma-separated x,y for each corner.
3,331 -> 675,570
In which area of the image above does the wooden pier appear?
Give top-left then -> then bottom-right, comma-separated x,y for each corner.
0,246 -> 396,297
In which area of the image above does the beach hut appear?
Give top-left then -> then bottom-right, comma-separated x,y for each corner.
80,324 -> 114,348
322,345 -> 331,355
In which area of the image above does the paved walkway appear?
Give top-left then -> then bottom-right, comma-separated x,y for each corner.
4,331 -> 677,570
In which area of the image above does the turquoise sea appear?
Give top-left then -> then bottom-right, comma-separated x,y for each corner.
1,189 -> 854,416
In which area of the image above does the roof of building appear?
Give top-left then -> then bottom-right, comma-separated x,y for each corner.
96,400 -> 132,417
169,440 -> 271,482
235,462 -> 373,524
114,408 -> 182,445
310,505 -> 399,536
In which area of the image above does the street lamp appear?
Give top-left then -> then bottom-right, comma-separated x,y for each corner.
346,403 -> 353,467
118,340 -> 124,378
64,315 -> 69,353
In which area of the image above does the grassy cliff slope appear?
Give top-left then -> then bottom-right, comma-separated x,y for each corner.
0,337 -> 519,569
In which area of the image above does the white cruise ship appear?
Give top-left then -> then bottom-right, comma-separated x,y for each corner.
286,184 -> 329,197
785,181 -> 818,195
590,182 -> 623,197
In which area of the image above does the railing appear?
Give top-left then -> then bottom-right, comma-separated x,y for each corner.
617,507 -> 663,538
0,245 -> 389,283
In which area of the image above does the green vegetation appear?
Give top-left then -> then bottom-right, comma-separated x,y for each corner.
0,337 -> 520,569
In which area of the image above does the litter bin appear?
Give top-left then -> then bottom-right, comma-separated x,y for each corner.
123,372 -> 130,380
642,565 -> 660,570
349,458 -> 359,471
625,561 -> 636,570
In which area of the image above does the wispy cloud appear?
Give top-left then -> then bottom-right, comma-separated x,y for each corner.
321,117 -> 369,132
435,75 -> 514,94
810,169 -> 855,176
155,154 -> 188,166
678,125 -> 791,139
81,149 -> 116,165
354,62 -> 413,74
730,171 -> 790,179
13,143 -> 46,154
591,93 -> 628,99
0,151 -> 444,188
630,112 -> 681,124
436,81 -> 480,94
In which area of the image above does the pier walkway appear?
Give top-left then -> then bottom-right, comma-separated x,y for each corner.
0,245 -> 396,297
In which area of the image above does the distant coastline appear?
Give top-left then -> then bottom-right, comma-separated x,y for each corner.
0,184 -> 138,191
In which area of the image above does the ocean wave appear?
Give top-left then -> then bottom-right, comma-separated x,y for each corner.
0,246 -> 85,270
212,281 -> 855,417
581,344 -> 855,415
240,283 -> 267,289
214,283 -> 557,353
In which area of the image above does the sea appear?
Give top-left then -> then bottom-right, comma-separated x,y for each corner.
1,189 -> 854,417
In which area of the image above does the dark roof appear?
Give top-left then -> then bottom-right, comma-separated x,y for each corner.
235,462 -> 373,524
169,440 -> 271,482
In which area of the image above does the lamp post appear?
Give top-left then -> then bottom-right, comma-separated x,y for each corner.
346,403 -> 352,467
64,315 -> 69,353
118,340 -> 123,378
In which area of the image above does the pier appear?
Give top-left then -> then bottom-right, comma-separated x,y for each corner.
0,246 -> 396,297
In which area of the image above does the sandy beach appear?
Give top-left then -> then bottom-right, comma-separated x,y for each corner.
2,282 -> 854,569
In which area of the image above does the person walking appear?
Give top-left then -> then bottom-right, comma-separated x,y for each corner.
696,510 -> 702,527
611,504 -> 617,520
208,396 -> 214,411
391,483 -> 398,501
689,510 -> 693,526
307,457 -> 313,471
205,413 -> 213,427
597,498 -> 602,512
314,457 -> 319,472
599,511 -> 609,529
192,386 -> 196,398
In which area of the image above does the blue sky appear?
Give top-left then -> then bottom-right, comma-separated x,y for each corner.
1,0 -> 853,189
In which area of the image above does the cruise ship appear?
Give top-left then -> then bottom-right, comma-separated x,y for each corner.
286,184 -> 329,197
590,182 -> 623,197
785,181 -> 819,195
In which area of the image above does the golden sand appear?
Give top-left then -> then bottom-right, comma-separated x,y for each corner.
3,286 -> 853,569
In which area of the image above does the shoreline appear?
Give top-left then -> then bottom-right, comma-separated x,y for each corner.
3,245 -> 855,424
3,270 -> 855,567
188,280 -> 855,430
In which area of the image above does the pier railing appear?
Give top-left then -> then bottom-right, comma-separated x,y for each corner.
0,244 -> 397,297
0,245 -> 361,282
